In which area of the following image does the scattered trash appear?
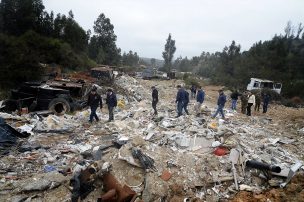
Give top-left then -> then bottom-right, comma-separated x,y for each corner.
44,165 -> 56,173
209,122 -> 218,130
280,162 -> 302,188
0,74 -> 303,201
117,99 -> 126,109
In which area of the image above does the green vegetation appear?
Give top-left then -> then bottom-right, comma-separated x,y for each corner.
173,22 -> 304,99
162,34 -> 176,73
0,0 -> 97,89
122,51 -> 139,67
183,74 -> 200,88
88,13 -> 121,66
0,0 -> 139,90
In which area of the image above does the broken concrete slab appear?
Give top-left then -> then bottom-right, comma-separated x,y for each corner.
10,171 -> 68,193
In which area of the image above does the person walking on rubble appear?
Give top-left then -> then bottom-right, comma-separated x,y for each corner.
175,85 -> 186,118
151,86 -> 158,115
195,86 -> 205,116
212,90 -> 226,119
240,91 -> 248,114
87,87 -> 102,123
255,92 -> 261,112
106,89 -> 117,122
246,91 -> 255,116
190,85 -> 197,99
183,89 -> 190,115
262,93 -> 270,113
230,90 -> 240,111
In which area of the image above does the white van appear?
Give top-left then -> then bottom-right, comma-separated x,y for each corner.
247,78 -> 282,94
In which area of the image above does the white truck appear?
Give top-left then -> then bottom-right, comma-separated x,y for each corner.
247,78 -> 282,94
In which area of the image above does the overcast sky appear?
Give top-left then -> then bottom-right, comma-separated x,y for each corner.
43,0 -> 304,59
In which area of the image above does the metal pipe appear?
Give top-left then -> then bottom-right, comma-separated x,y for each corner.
246,160 -> 281,173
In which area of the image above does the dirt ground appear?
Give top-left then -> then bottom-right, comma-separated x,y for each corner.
231,172 -> 304,202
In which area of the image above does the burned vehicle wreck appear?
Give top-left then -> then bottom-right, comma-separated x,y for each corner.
3,82 -> 86,115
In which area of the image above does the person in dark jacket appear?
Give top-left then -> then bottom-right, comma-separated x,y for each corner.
151,86 -> 158,115
212,90 -> 226,119
195,87 -> 205,115
230,90 -> 239,111
262,93 -> 270,113
106,89 -> 117,122
175,85 -> 186,117
87,87 -> 102,123
183,90 -> 190,115
255,92 -> 261,112
190,85 -> 197,99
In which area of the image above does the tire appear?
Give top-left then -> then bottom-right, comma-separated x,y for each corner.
48,98 -> 70,116
29,100 -> 37,112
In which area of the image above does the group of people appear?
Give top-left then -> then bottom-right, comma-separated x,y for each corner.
210,89 -> 271,119
241,91 -> 270,116
151,85 -> 205,118
87,87 -> 117,123
151,85 -> 271,120
87,83 -> 271,123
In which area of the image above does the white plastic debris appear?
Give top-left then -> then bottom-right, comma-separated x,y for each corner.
211,141 -> 222,148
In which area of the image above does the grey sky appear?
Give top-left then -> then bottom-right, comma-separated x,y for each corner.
43,0 -> 304,59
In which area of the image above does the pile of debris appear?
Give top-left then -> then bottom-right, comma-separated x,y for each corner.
0,75 -> 303,201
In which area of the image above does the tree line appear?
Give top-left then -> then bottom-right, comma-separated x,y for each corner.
171,22 -> 304,98
1,1 -> 303,99
0,0 -> 139,89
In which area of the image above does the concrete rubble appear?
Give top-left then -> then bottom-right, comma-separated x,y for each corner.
0,74 -> 304,201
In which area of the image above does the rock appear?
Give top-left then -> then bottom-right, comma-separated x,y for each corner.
175,135 -> 191,148
10,195 -> 28,202
142,173 -> 169,201
118,145 -> 142,167
23,179 -> 51,191
14,171 -> 68,193
132,135 -> 146,147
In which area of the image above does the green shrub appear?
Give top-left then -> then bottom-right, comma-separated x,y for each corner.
250,88 -> 281,101
184,76 -> 200,89
283,80 -> 304,99
0,31 -> 95,89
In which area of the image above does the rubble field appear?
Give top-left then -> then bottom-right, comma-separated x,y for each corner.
0,75 -> 304,202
